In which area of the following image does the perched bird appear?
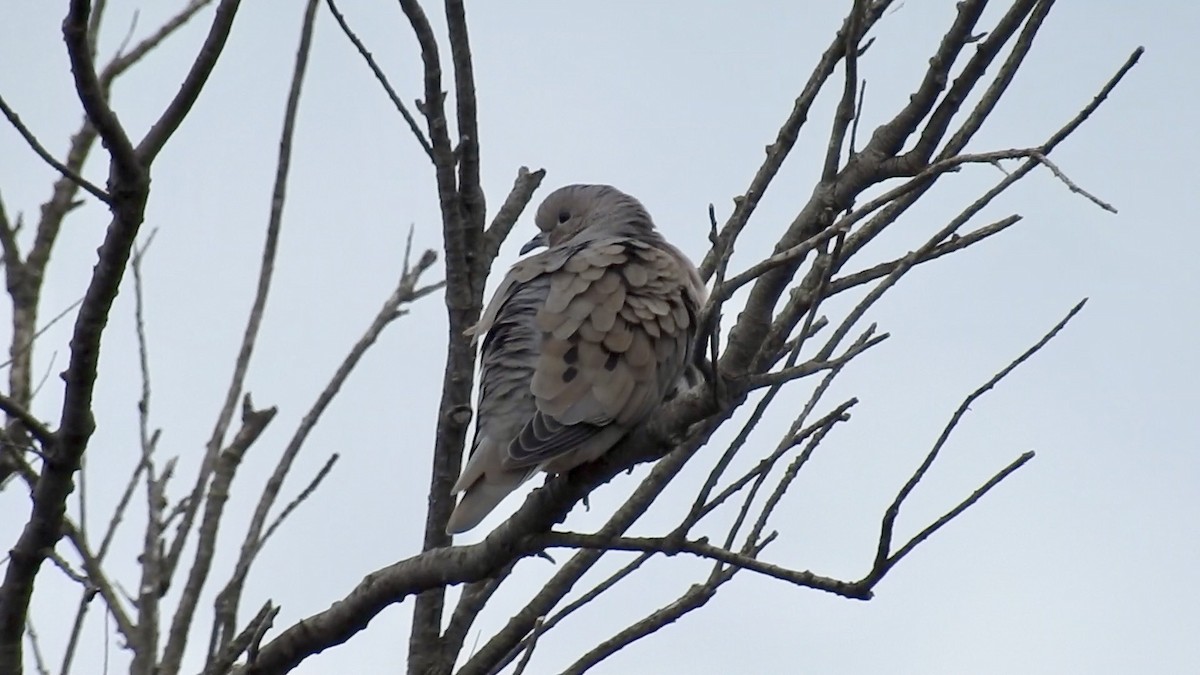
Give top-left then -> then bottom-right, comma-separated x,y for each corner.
446,184 -> 706,534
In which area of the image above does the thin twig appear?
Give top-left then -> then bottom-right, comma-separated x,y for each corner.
46,551 -> 91,588
873,299 -> 1086,572
698,0 -> 894,281
883,450 -> 1034,571
0,394 -> 54,447
510,617 -> 544,675
698,398 -> 856,525
322,0 -> 433,159
168,397 -> 278,674
0,297 -> 85,371
258,453 -> 339,548
204,601 -> 278,675
1030,151 -> 1116,213
0,94 -> 111,203
160,5 -> 305,671
131,228 -> 162,675
25,619 -> 51,675
481,167 -> 547,264
538,532 -> 867,599
99,1 -> 216,89
211,246 -> 439,658
746,331 -> 888,389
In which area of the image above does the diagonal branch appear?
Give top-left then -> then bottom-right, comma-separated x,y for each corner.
62,0 -> 140,179
135,0 -> 243,164
872,299 -> 1087,574
322,0 -> 433,159
0,395 -> 53,448
99,0 -> 216,88
0,95 -> 110,203
161,397 -> 277,675
481,166 -> 546,264
212,246 -> 442,661
160,4 -> 318,671
537,532 -> 867,599
698,0 -> 894,281
884,450 -> 1034,572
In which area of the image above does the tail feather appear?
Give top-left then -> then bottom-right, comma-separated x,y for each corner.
446,479 -> 520,534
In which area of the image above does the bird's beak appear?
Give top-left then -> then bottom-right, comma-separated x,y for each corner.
519,232 -> 548,255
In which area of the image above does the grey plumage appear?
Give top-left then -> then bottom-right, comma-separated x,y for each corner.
446,184 -> 706,534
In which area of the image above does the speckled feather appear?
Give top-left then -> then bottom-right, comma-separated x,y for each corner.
447,185 -> 706,534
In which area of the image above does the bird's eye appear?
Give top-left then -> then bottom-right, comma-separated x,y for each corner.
557,210 -> 571,224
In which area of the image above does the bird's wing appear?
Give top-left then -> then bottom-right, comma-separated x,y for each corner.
499,236 -> 702,470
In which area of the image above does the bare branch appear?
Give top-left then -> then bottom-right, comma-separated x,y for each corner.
322,0 -> 433,159
23,620 -> 49,675
737,404 -> 854,554
884,451 -> 1034,571
45,551 -> 90,589
60,444 -> 151,675
445,0 -> 485,239
396,2 -> 488,668
0,95 -> 110,203
707,222 -> 843,310
459,415 -> 728,675
698,0 -> 894,281
509,617 -> 544,675
164,0 -> 314,593
0,192 -> 18,264
697,398 -> 856,525
204,602 -> 278,675
746,330 -> 888,390
258,453 -> 339,549
438,572 -> 507,665
828,215 -> 1022,296
1030,151 -> 1117,213
212,247 -> 440,660
819,0 -> 866,181
131,230 -> 162,675
540,532 -> 866,598
481,166 -> 547,264
0,394 -> 53,448
57,519 -> 137,649
135,0 -> 244,164
873,300 -> 1087,573
63,0 -> 140,177
558,535 -> 777,675
163,397 -> 278,675
85,0 -> 108,55
0,2 -> 248,664
561,569 -> 732,675
0,297 -> 86,372
863,0 -> 990,161
99,1 -> 216,88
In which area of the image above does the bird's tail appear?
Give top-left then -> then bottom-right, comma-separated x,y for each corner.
446,478 -> 520,534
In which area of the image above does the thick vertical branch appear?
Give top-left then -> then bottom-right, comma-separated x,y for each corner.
0,1 -> 148,667
396,1 -> 486,672
0,1 -> 244,670
1,3 -> 214,485
445,0 -> 485,242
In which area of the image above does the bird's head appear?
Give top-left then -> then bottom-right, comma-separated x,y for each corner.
521,184 -> 655,254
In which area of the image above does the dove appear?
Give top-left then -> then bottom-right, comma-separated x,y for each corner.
446,184 -> 706,534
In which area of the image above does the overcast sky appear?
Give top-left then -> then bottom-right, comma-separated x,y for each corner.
2,1 -> 1197,674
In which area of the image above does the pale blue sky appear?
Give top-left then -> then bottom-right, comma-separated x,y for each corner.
1,2 -> 1197,674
